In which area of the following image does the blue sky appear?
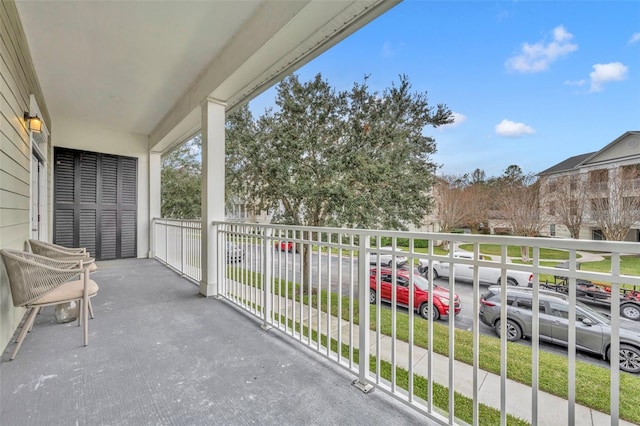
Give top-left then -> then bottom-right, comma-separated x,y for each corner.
249,1 -> 640,178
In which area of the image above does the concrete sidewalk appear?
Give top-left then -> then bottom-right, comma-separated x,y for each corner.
287,296 -> 632,426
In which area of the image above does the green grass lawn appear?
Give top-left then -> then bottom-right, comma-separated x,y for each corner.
510,256 -> 640,289
256,272 -> 640,424
278,312 -> 529,425
458,244 -> 575,260
231,265 -> 640,423
579,256 -> 640,277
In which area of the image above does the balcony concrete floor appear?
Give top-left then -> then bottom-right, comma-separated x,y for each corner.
1,259 -> 433,425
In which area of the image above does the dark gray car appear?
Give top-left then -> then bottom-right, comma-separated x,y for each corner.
479,286 -> 640,373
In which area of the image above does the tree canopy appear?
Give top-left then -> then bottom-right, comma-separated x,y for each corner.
226,73 -> 452,230
161,136 -> 201,219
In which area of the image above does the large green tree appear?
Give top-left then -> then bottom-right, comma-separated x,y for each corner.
226,73 -> 452,230
226,73 -> 451,286
161,136 -> 202,219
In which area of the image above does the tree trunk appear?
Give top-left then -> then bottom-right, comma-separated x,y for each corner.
300,232 -> 317,295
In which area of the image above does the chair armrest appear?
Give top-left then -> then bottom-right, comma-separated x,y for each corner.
29,240 -> 87,257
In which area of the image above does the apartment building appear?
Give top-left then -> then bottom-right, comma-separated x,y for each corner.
538,131 -> 640,241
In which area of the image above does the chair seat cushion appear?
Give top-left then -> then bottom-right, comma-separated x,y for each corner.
32,279 -> 99,305
87,262 -> 98,273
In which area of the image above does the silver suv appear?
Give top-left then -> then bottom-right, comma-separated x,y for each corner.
479,286 -> 640,373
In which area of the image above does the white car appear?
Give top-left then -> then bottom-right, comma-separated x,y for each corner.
418,251 -> 532,287
370,249 -> 408,267
226,241 -> 244,263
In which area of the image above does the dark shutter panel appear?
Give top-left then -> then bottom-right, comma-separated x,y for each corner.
121,211 -> 136,258
120,157 -> 137,258
122,159 -> 137,202
54,151 -> 75,204
102,156 -> 118,205
54,210 -> 75,247
79,210 -> 97,258
78,152 -> 97,255
54,148 -> 137,260
54,150 -> 76,248
101,210 -> 117,260
80,152 -> 97,204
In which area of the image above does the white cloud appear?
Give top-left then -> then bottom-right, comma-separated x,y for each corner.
494,119 -> 535,137
629,33 -> 640,45
381,42 -> 393,58
442,112 -> 467,128
505,25 -> 578,73
589,62 -> 628,92
564,79 -> 586,87
495,10 -> 509,22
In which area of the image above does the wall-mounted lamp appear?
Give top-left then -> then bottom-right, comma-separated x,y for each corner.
24,112 -> 43,133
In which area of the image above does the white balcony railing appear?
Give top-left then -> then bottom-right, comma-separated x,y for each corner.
152,218 -> 640,425
153,218 -> 201,282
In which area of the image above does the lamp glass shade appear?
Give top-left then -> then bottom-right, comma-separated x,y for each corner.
25,114 -> 43,133
28,116 -> 43,133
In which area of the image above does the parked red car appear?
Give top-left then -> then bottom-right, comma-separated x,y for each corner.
275,241 -> 296,252
369,267 -> 461,320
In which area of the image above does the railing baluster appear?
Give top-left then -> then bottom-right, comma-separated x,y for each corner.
448,242 -> 456,424
326,231 -> 332,357
407,237 -> 414,402
499,244 -> 507,426
353,232 -> 372,393
531,246 -> 540,426
472,242 -> 480,426
427,239 -> 434,414
316,231 -> 322,351
262,227 -> 272,330
610,252 -> 621,426
568,250 -> 577,425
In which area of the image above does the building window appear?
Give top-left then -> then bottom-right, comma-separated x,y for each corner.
590,197 -> 609,217
593,229 -> 604,240
549,224 -> 556,237
622,164 -> 640,179
589,169 -> 608,191
548,201 -> 555,216
569,177 -> 578,191
569,200 -> 578,216
622,164 -> 640,191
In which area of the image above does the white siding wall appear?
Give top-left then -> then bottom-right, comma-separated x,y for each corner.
51,118 -> 150,258
0,1 -> 50,352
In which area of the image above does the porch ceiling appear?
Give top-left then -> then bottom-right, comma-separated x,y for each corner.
15,0 -> 399,152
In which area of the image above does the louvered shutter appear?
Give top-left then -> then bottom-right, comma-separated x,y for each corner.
100,155 -> 118,260
120,157 -> 137,258
79,152 -> 98,256
54,150 -> 76,247
54,148 -> 137,260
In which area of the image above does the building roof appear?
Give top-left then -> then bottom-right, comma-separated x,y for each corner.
537,152 -> 596,176
539,131 -> 640,177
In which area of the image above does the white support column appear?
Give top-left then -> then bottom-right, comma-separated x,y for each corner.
149,151 -> 162,258
200,98 -> 226,297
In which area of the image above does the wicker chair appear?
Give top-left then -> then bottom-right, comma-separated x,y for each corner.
29,239 -> 97,318
0,250 -> 99,360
